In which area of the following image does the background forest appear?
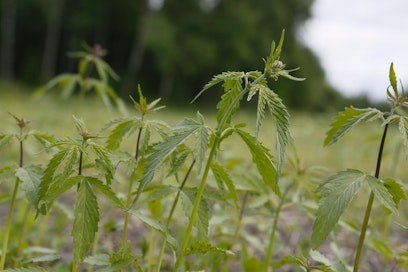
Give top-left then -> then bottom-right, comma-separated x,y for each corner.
0,0 -> 371,111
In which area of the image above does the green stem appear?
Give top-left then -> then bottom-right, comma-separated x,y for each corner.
174,140 -> 219,270
0,177 -> 20,270
123,121 -> 144,246
156,160 -> 196,272
353,120 -> 390,271
264,184 -> 293,271
174,73 -> 264,270
0,128 -> 24,270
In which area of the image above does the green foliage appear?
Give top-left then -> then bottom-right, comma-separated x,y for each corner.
72,178 -> 99,265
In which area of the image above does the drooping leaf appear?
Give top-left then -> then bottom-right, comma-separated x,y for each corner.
181,188 -> 209,239
87,176 -> 124,209
324,107 -> 384,146
128,210 -> 177,249
72,178 -> 99,264
366,175 -> 398,214
29,131 -> 55,149
210,161 -> 239,209
312,169 -> 366,249
383,178 -> 407,209
192,71 -> 245,103
235,129 -> 278,195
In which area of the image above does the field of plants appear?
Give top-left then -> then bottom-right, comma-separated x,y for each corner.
1,35 -> 408,272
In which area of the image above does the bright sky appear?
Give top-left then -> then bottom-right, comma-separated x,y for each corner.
301,0 -> 408,102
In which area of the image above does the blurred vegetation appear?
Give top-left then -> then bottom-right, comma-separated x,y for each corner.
0,0 -> 371,111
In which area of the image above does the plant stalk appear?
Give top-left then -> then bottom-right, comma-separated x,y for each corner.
0,127 -> 24,270
265,183 -> 293,271
156,159 -> 196,272
353,121 -> 389,271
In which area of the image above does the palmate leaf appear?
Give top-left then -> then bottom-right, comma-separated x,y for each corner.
38,145 -> 80,207
180,188 -> 209,239
128,120 -> 207,208
191,71 -> 245,103
72,177 -> 99,265
216,77 -> 245,129
324,107 -> 384,146
235,129 -> 279,195
103,117 -> 142,150
312,169 -> 366,249
261,85 -> 290,179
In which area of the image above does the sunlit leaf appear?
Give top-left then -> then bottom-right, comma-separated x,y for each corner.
383,178 -> 407,209
87,176 -> 124,209
235,129 -> 278,195
324,107 -> 384,146
312,169 -> 366,249
366,175 -> 397,214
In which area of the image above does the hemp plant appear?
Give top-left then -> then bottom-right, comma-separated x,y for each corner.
36,116 -> 123,271
35,43 -> 126,112
122,30 -> 304,270
0,114 -> 54,270
311,63 -> 408,271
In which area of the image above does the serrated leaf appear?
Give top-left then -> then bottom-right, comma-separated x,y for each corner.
312,169 -> 365,249
384,178 -> 407,209
88,141 -> 114,184
104,117 -> 141,150
181,188 -> 209,238
235,129 -> 278,195
192,71 -> 245,103
366,175 -> 398,214
210,161 -> 239,209
128,210 -> 177,249
216,76 -> 245,129
72,178 -> 99,264
146,185 -> 179,202
324,107 -> 384,146
87,176 -> 124,209
129,118 -> 210,208
29,131 -> 55,148
15,165 -> 43,207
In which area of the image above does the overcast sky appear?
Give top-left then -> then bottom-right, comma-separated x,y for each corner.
301,0 -> 408,102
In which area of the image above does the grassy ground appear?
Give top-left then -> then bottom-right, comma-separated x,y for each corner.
1,85 -> 408,271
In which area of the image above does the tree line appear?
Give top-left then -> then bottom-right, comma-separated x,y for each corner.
0,0 -> 368,110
